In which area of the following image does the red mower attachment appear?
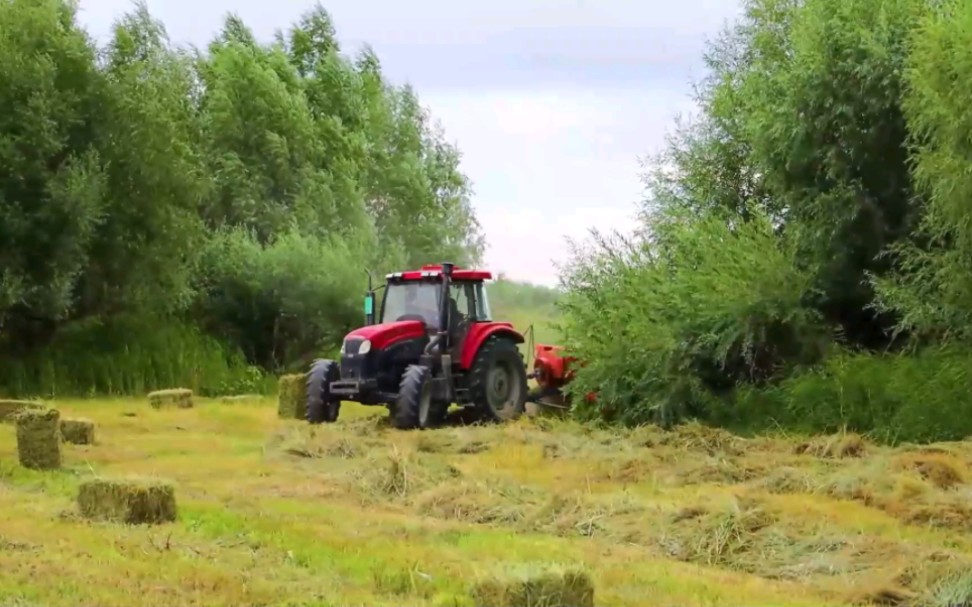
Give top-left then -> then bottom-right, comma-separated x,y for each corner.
526,343 -> 594,412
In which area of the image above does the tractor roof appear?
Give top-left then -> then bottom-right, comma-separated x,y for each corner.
386,264 -> 492,282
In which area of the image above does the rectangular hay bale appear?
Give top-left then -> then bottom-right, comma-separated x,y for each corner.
470,565 -> 595,607
14,407 -> 61,470
147,388 -> 193,409
277,373 -> 307,420
77,477 -> 177,525
0,399 -> 46,424
60,417 -> 96,445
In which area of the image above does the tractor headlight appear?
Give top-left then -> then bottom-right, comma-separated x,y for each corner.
358,339 -> 372,355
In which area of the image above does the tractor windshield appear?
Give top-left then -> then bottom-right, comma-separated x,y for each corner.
381,282 -> 441,327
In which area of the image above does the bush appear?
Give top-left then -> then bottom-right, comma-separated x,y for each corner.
731,345 -> 972,444
0,315 -> 261,398
558,210 -> 828,427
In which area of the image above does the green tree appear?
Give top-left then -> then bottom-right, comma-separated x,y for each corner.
0,0 -> 106,349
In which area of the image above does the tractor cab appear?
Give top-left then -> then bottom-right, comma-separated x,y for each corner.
371,265 -> 493,358
306,262 -> 529,430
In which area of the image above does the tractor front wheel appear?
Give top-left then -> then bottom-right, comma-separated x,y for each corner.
468,336 -> 528,423
393,364 -> 431,430
306,359 -> 341,424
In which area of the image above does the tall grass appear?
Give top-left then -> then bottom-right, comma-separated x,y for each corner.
0,315 -> 267,399
725,344 -> 972,444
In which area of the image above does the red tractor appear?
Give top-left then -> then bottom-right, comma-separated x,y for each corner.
306,262 -> 536,429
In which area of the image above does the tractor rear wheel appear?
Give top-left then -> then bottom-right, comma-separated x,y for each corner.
468,336 -> 527,423
393,364 -> 431,430
306,359 -> 340,424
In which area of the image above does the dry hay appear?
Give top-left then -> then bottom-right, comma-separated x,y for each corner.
14,407 -> 61,470
147,388 -> 193,409
276,374 -> 306,420
753,466 -> 819,495
667,456 -> 765,487
60,418 -> 95,445
594,455 -> 657,484
351,447 -> 462,501
659,494 -> 863,581
795,431 -> 868,459
816,459 -> 972,532
219,394 -> 262,404
654,420 -> 746,456
77,477 -> 177,525
469,564 -> 595,607
415,481 -> 536,525
892,451 -> 966,490
887,557 -> 972,606
415,431 -> 490,455
846,585 -> 917,606
523,492 -> 650,543
343,414 -> 391,437
0,399 -> 46,423
667,495 -> 777,566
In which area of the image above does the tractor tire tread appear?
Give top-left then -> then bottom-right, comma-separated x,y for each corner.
393,364 -> 429,430
306,359 -> 340,424
467,336 -> 528,423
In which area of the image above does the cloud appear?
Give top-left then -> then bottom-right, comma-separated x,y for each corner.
421,88 -> 698,286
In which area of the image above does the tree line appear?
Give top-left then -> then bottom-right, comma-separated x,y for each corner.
558,0 -> 972,444
0,0 -> 483,396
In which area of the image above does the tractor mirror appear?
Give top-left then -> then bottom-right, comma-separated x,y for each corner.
364,291 -> 376,325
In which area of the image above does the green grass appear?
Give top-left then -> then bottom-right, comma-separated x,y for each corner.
1,397 -> 971,606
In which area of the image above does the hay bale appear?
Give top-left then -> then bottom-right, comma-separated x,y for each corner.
0,399 -> 45,423
60,418 -> 95,445
14,407 -> 61,470
147,389 -> 193,409
77,477 -> 177,525
277,374 -> 306,420
470,565 -> 595,607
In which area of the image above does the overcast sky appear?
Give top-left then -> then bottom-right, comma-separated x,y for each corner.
76,0 -> 743,286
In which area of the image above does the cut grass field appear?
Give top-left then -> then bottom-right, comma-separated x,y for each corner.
1,396 -> 972,606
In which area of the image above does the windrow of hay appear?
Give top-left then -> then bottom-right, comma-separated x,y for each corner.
469,564 -> 595,607
753,466 -> 819,495
523,492 -> 650,543
414,481 -> 539,526
892,451 -> 966,490
147,388 -> 193,409
60,418 -> 95,445
219,394 -> 262,404
77,477 -> 177,525
15,407 -> 61,470
350,447 -> 462,501
269,424 -> 381,461
0,399 -> 46,423
276,374 -> 306,420
415,430 -> 491,455
657,494 -> 869,582
794,431 -> 868,459
814,456 -> 972,532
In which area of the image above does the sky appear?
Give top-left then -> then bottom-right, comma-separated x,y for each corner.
76,0 -> 743,287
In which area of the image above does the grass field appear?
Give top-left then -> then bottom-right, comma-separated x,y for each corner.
2,396 -> 972,606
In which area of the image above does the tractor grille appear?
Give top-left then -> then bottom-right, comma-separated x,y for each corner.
343,338 -> 364,355
341,338 -> 370,380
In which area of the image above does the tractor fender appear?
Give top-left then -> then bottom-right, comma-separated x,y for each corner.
458,323 -> 524,370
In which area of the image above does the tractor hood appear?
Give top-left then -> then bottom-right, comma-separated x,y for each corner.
344,320 -> 426,350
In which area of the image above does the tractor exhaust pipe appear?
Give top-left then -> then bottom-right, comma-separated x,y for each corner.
438,262 -> 454,349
